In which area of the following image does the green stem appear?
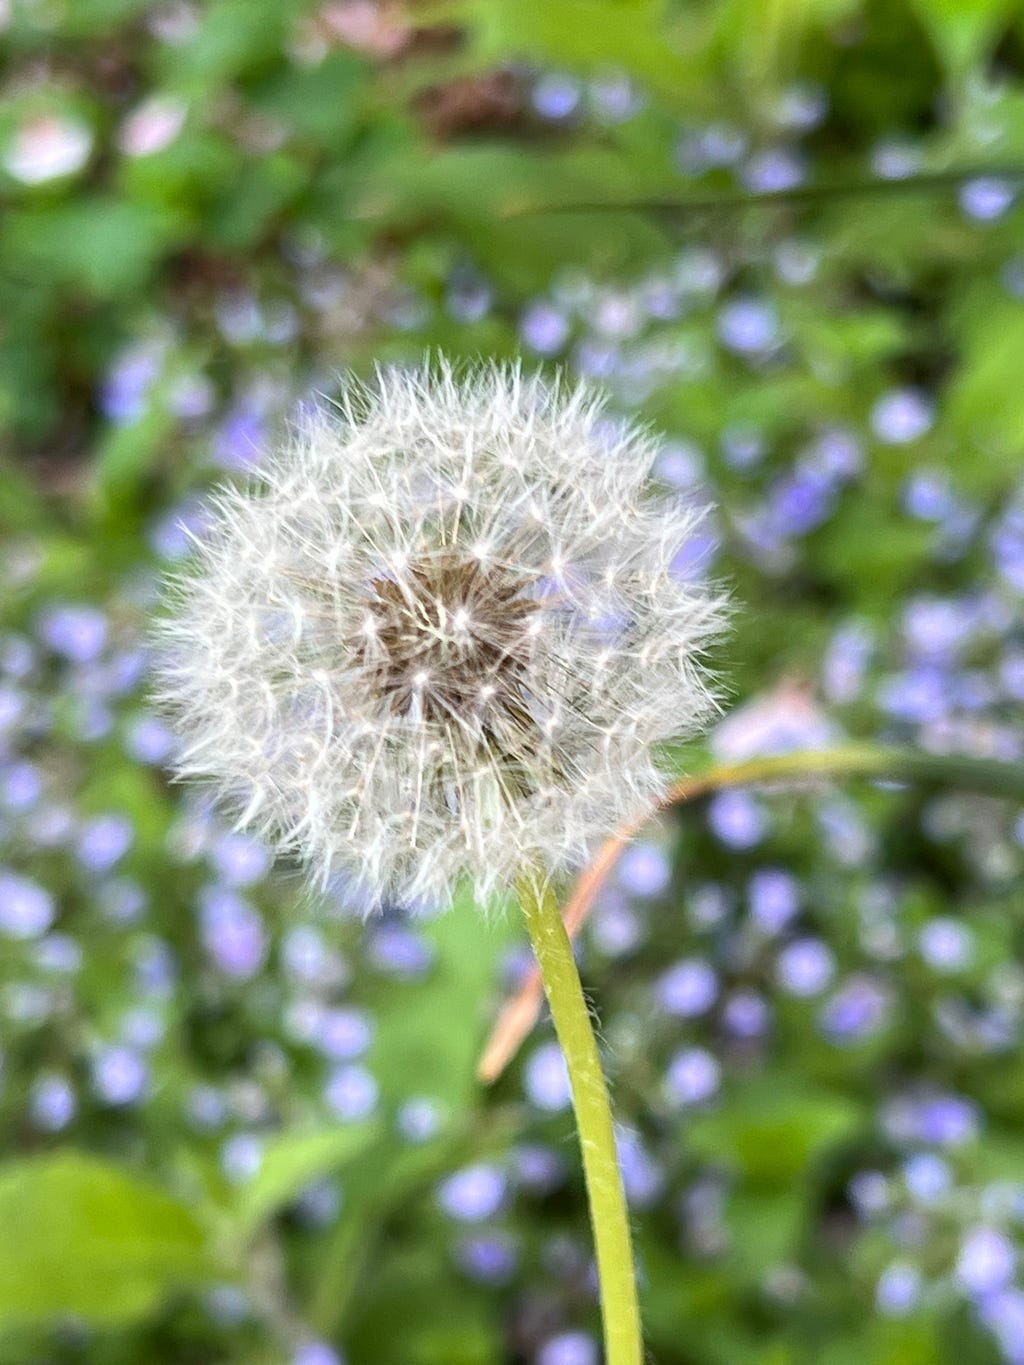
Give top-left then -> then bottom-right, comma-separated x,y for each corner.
517,869 -> 642,1365
677,743 -> 1024,803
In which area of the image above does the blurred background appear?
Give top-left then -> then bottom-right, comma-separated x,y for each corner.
2,1 -> 1024,1362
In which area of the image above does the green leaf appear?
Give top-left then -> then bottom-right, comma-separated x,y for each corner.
450,0 -> 705,106
723,1188 -> 807,1280
948,296 -> 1024,479
91,403 -> 176,508
236,1124 -> 380,1236
0,460 -> 47,532
346,1242 -> 502,1365
685,1081 -> 864,1188
4,199 -> 182,298
165,0 -> 293,90
368,886 -> 516,1114
909,0 -> 1014,76
0,1153 -> 214,1327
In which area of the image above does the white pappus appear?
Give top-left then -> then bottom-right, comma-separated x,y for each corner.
154,361 -> 727,910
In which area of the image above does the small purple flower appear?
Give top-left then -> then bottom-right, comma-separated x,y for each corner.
456,1232 -> 519,1284
956,1227 -> 1016,1296
199,887 -> 268,979
209,831 -> 271,887
655,958 -> 718,1017
524,1040 -> 572,1112
903,470 -> 953,520
148,497 -> 211,561
187,1085 -> 229,1131
397,1097 -> 443,1143
980,1289 -> 1024,1361
537,1332 -> 599,1365
295,1181 -> 342,1227
98,877 -> 147,924
617,841 -> 671,898
717,297 -> 780,354
324,1065 -> 378,1122
100,343 -> 163,423
282,925 -> 332,984
135,938 -> 178,997
656,441 -> 705,489
0,686 -> 24,735
520,302 -> 570,356
823,622 -> 873,704
78,814 -> 134,872
92,1045 -> 149,1106
848,1169 -> 891,1218
0,870 -> 54,938
590,74 -> 641,124
819,976 -> 889,1043
293,1343 -> 345,1365
511,1143 -> 566,1195
2,760 -> 41,810
37,604 -> 108,663
720,424 -> 765,470
708,789 -> 769,849
446,273 -> 492,323
878,667 -> 948,724
807,428 -> 863,479
713,688 -> 837,760
437,1164 -> 507,1222
776,939 -> 835,997
884,1093 -> 980,1147
664,1047 -> 720,1107
617,1126 -> 665,1207
205,1285 -> 250,1326
591,898 -> 643,956
723,990 -> 771,1038
30,1074 -> 76,1131
532,74 -> 582,120
34,934 -> 82,974
902,1153 -> 951,1203
671,527 -> 718,581
0,633 -> 35,678
1001,649 -> 1024,701
876,1261 -> 921,1316
221,1132 -> 264,1184
367,924 -> 433,979
871,389 -> 934,445
125,715 -> 177,764
121,1006 -> 165,1049
872,141 -> 922,180
919,919 -> 973,972
676,123 -> 747,174
768,470 -> 835,537
315,1007 -> 374,1060
214,405 -> 266,472
743,147 -> 805,192
960,177 -> 1014,222
748,868 -> 800,934
902,597 -> 969,661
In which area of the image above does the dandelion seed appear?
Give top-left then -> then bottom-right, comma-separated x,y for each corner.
154,361 -> 725,909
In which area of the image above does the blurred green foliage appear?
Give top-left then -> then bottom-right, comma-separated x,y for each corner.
2,0 -> 1024,1363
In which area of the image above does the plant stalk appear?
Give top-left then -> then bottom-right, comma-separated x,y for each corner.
517,869 -> 642,1365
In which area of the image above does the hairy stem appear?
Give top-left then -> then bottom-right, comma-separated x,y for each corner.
517,869 -> 642,1365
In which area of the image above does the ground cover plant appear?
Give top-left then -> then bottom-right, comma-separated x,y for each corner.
1,2 -> 1024,1363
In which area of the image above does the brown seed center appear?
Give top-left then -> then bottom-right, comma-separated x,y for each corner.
360,553 -> 538,733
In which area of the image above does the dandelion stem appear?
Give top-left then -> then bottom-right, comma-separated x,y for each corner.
517,869 -> 642,1365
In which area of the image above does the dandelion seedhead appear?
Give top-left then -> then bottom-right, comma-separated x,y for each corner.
155,361 -> 726,909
